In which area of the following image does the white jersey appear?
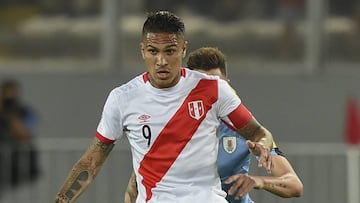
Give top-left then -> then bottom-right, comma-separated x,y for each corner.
96,68 -> 244,203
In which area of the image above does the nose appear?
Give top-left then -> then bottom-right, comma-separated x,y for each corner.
156,53 -> 168,66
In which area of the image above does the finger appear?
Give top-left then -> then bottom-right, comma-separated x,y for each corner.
258,152 -> 266,168
258,148 -> 271,172
258,148 -> 270,169
235,184 -> 249,199
228,175 -> 245,195
246,140 -> 255,149
266,154 -> 272,174
224,176 -> 235,184
248,141 -> 261,157
228,180 -> 242,195
234,178 -> 255,199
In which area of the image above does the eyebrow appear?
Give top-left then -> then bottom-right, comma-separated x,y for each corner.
146,44 -> 178,49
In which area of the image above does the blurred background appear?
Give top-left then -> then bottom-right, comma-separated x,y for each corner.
0,0 -> 360,202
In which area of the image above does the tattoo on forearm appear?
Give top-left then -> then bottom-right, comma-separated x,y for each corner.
94,138 -> 114,151
63,171 -> 89,200
268,182 -> 288,190
238,119 -> 261,140
57,138 -> 114,202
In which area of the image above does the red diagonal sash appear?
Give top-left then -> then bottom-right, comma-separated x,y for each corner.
138,79 -> 218,202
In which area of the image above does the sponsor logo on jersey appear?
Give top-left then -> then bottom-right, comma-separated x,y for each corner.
138,114 -> 151,123
223,136 -> 237,154
188,100 -> 204,120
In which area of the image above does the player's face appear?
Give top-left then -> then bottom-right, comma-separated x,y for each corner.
141,32 -> 187,88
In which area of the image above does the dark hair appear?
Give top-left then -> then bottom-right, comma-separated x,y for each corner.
187,47 -> 227,77
142,11 -> 185,37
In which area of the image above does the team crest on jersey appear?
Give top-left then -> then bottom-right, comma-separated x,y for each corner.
138,114 -> 151,123
188,100 -> 204,120
223,136 -> 237,154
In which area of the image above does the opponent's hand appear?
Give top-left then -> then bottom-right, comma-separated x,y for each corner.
246,140 -> 272,174
224,174 -> 262,200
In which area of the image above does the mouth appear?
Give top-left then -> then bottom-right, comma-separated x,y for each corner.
156,70 -> 170,79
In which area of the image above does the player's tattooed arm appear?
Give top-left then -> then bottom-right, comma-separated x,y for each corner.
237,117 -> 273,150
124,171 -> 138,203
54,137 -> 114,203
237,117 -> 274,172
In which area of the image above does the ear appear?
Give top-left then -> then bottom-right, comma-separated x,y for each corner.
182,48 -> 187,58
182,41 -> 188,58
140,42 -> 145,59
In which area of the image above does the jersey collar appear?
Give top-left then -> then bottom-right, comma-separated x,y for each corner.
142,68 -> 186,83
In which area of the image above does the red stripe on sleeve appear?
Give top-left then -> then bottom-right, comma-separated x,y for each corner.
96,131 -> 115,144
138,79 -> 218,202
227,104 -> 252,129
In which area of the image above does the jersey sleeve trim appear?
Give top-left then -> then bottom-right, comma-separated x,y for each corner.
96,131 -> 115,144
227,103 -> 252,129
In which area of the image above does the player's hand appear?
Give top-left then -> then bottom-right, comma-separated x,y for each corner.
224,174 -> 262,200
246,140 -> 272,174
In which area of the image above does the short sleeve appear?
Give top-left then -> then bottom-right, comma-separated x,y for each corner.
96,89 -> 123,143
217,79 -> 242,118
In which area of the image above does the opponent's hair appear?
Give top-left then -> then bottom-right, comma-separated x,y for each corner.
187,47 -> 227,77
142,11 -> 185,37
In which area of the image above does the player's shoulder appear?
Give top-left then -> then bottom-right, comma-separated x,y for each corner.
186,69 -> 228,87
185,68 -> 220,81
110,73 -> 146,95
104,74 -> 146,103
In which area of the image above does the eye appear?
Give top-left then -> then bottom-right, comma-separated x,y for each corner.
165,49 -> 176,55
147,49 -> 158,55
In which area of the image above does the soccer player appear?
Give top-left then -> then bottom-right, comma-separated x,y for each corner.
188,47 -> 303,202
54,11 -> 275,203
124,47 -> 303,203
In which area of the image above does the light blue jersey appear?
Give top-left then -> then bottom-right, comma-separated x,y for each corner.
218,122 -> 279,203
217,122 -> 253,203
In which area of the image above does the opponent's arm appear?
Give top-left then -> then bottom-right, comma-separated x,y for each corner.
252,155 -> 303,197
226,154 -> 303,199
124,171 -> 138,203
54,137 -> 114,203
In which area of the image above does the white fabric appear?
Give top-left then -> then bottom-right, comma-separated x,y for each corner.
96,69 -> 241,203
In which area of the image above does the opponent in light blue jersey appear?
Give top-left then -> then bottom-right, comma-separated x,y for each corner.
186,47 -> 303,202
218,121 -> 253,203
218,122 -> 279,203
